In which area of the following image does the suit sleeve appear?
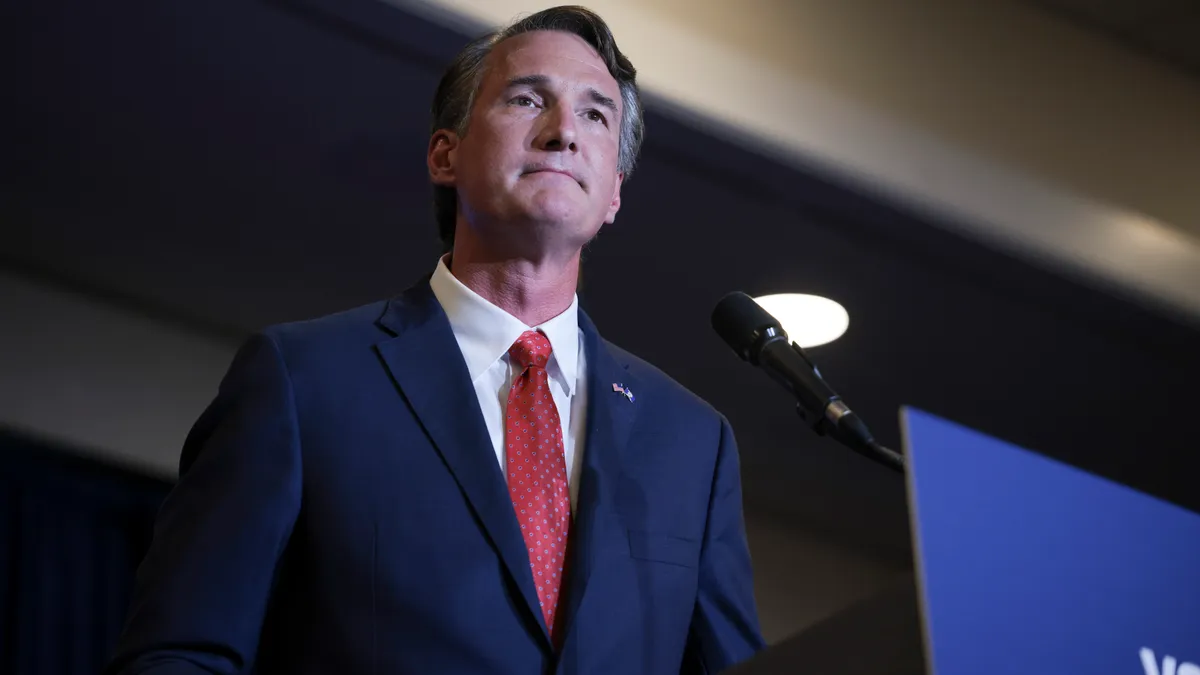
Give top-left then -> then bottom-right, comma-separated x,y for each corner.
104,332 -> 303,675
681,415 -> 767,674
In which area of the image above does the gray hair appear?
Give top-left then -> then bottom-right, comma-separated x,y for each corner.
429,5 -> 645,251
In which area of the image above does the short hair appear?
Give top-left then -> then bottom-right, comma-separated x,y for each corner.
429,5 -> 645,252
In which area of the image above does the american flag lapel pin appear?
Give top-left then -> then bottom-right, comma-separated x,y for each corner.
612,383 -> 635,403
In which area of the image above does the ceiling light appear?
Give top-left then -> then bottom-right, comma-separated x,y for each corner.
752,293 -> 849,348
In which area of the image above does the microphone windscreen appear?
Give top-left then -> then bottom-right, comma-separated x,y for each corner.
711,291 -> 786,363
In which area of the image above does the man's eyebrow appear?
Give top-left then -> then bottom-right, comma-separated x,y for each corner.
505,74 -> 551,89
505,74 -> 619,115
586,88 -> 619,116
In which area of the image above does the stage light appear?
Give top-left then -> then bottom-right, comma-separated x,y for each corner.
752,293 -> 849,348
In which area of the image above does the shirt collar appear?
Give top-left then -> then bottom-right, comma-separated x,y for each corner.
429,255 -> 580,395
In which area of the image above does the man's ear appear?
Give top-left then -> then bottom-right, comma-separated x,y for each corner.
428,130 -> 459,186
604,172 -> 624,224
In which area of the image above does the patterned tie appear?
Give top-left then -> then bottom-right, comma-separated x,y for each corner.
505,330 -> 572,637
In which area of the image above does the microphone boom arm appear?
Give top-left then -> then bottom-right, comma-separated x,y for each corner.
813,400 -> 904,472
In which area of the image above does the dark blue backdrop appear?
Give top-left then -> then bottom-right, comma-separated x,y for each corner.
0,431 -> 169,675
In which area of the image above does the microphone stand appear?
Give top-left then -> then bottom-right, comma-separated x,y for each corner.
802,402 -> 905,473
862,440 -> 904,472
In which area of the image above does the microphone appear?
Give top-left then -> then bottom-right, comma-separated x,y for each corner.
712,291 -> 903,472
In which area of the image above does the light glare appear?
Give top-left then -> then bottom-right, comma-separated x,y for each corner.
753,293 -> 849,348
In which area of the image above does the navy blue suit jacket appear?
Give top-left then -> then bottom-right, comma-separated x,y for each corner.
106,279 -> 765,674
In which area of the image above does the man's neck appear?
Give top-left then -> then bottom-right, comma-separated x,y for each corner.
446,247 -> 579,328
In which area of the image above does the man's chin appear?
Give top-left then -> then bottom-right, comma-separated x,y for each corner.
518,196 -> 588,228
505,207 -> 602,250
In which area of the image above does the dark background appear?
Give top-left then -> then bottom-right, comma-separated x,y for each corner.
2,0 -> 1198,672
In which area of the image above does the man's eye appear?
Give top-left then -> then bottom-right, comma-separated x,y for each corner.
512,95 -> 537,107
585,110 -> 607,124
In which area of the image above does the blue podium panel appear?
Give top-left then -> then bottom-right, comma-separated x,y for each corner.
901,408 -> 1200,675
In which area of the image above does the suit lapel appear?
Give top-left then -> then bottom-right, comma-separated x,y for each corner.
558,310 -> 639,651
374,281 -> 551,647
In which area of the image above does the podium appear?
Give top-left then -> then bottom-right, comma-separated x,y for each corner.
726,408 -> 1200,674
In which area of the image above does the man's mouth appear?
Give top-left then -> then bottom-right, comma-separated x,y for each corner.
524,167 -> 583,188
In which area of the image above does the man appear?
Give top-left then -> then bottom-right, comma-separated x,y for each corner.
106,6 -> 764,674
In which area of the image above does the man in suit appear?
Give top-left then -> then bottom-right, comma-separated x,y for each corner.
106,5 -> 765,674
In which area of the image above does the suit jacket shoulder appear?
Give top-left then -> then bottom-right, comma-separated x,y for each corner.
258,299 -> 391,363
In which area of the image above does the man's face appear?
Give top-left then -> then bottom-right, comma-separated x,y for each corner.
430,30 -> 625,256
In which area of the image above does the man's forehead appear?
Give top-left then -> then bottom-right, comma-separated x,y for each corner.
488,31 -> 618,94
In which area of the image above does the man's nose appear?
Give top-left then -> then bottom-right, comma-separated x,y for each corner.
535,103 -> 578,153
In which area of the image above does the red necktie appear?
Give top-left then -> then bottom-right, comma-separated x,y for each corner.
505,330 -> 571,636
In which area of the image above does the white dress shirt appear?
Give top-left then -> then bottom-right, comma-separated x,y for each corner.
428,256 -> 588,510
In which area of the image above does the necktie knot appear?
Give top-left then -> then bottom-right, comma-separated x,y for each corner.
509,330 -> 552,370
